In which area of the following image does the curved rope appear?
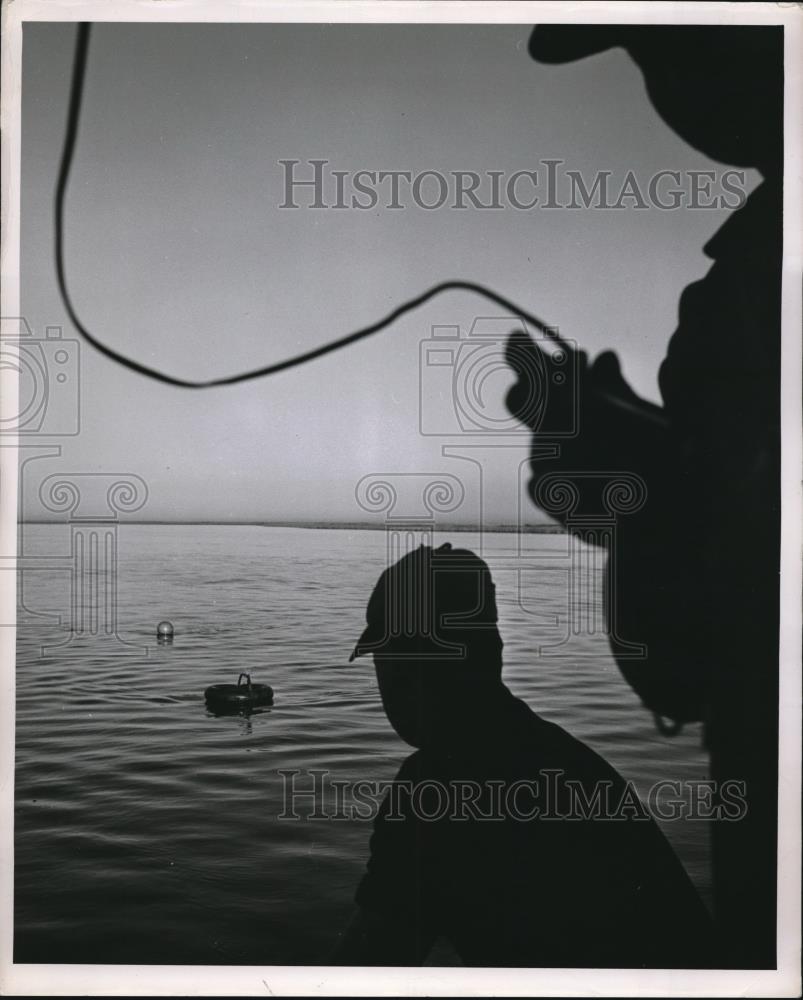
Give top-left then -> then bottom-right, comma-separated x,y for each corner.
54,23 -> 669,431
55,23 -> 560,389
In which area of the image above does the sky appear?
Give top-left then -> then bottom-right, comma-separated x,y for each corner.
19,21 -> 760,523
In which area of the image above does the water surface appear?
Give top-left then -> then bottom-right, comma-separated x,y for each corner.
14,525 -> 709,964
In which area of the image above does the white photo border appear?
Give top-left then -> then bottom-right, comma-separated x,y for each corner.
1,2 -> 800,996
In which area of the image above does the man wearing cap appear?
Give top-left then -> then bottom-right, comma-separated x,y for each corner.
333,543 -> 714,968
505,26 -> 782,968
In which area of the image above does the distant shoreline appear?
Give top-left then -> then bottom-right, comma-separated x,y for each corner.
21,519 -> 566,534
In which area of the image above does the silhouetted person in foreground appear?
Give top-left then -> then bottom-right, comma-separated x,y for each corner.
506,26 -> 782,968
333,543 -> 715,968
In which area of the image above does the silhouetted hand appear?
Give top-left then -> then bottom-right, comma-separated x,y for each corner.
504,330 -> 588,439
505,331 -> 668,477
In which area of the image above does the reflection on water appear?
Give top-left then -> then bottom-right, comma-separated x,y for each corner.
15,525 -> 709,965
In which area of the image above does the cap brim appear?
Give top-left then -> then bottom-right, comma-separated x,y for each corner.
348,623 -> 377,663
528,25 -> 624,64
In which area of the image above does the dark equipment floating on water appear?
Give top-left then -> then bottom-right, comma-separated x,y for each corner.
204,673 -> 274,715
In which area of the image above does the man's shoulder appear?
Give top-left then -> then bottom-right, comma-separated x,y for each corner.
495,694 -> 630,786
393,694 -> 631,791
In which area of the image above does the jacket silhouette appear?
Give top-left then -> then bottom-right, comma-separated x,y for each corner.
335,544 -> 715,967
507,25 -> 782,968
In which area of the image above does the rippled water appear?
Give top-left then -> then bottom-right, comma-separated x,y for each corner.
14,524 -> 709,965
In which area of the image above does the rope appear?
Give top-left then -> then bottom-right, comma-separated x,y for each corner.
54,22 -> 562,389
54,23 -> 668,430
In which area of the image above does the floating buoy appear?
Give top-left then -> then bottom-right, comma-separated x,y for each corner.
205,672 -> 273,714
157,620 -> 174,644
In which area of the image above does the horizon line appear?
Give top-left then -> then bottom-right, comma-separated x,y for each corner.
20,518 -> 566,533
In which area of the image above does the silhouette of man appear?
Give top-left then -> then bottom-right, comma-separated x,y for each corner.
333,543 -> 715,967
506,25 -> 782,968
